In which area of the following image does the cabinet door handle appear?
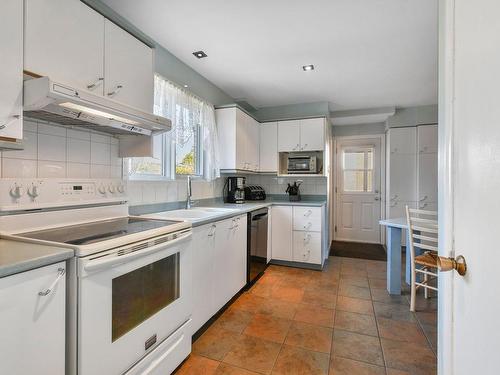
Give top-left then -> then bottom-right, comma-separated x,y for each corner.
390,194 -> 398,201
0,114 -> 20,130
419,202 -> 428,209
390,201 -> 398,207
419,195 -> 428,202
38,268 -> 65,297
303,222 -> 312,230
87,77 -> 104,90
304,209 -> 312,217
302,143 -> 308,150
207,224 -> 216,237
107,85 -> 123,97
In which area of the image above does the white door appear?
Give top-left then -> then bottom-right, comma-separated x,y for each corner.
336,138 -> 382,243
191,223 -> 216,334
439,1 -> 500,374
300,118 -> 325,151
0,0 -> 23,139
24,0 -> 105,95
104,20 -> 154,112
0,263 -> 66,375
259,122 -> 278,172
278,120 -> 301,152
271,206 -> 293,261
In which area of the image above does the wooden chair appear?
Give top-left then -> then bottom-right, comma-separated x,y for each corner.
405,206 -> 439,312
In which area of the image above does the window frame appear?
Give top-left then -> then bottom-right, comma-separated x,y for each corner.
126,76 -> 205,181
341,146 -> 375,193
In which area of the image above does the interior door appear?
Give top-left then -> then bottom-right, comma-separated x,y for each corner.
439,1 -> 500,374
336,138 -> 381,243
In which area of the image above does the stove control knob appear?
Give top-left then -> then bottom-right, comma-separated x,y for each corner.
98,184 -> 107,195
117,184 -> 125,194
27,184 -> 39,199
9,184 -> 23,200
108,185 -> 116,194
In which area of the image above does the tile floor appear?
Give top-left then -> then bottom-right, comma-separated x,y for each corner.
175,256 -> 437,375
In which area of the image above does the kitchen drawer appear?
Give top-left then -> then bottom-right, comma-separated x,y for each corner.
292,231 -> 321,264
293,206 -> 322,232
124,320 -> 191,375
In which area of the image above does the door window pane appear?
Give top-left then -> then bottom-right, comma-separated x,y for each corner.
342,148 -> 375,193
112,253 -> 180,341
343,171 -> 365,192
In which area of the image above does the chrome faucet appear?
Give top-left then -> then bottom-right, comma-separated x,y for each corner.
186,176 -> 196,209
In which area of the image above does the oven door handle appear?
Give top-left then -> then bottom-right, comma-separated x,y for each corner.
83,232 -> 192,272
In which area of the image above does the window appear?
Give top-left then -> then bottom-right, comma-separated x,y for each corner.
342,147 -> 374,192
127,75 -> 220,180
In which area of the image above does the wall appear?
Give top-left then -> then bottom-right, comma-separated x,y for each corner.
332,122 -> 386,137
0,118 -> 121,179
244,175 -> 327,196
387,104 -> 438,127
253,102 -> 330,122
0,118 -> 224,205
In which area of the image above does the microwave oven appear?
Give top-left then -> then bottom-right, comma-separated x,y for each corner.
287,155 -> 318,174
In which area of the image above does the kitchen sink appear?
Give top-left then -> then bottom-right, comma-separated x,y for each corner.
146,207 -> 240,222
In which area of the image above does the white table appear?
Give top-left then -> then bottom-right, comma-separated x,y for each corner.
379,217 -> 414,295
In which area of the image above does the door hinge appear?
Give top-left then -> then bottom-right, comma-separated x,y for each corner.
334,225 -> 337,232
335,186 -> 337,193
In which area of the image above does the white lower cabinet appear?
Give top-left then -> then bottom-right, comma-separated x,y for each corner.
191,215 -> 247,334
271,205 -> 324,266
0,262 -> 66,375
271,206 -> 293,261
293,231 -> 322,264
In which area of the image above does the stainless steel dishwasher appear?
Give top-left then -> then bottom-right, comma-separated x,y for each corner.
247,208 -> 269,286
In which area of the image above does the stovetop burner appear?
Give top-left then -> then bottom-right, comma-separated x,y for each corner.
19,217 -> 180,246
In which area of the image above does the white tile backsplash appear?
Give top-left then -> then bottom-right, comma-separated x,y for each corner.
38,161 -> 66,178
38,133 -> 67,161
1,119 -> 225,207
0,118 -> 122,179
244,175 -> 327,196
67,138 -> 91,163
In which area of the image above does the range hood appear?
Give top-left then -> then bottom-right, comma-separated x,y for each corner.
23,77 -> 171,136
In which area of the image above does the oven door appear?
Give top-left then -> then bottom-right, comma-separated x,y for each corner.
77,230 -> 192,375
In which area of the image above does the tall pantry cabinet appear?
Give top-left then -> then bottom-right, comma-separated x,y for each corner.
386,125 -> 438,243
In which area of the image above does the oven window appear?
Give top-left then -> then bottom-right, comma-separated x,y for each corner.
112,253 -> 180,341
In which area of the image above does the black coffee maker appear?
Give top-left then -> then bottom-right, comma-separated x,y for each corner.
224,177 -> 246,203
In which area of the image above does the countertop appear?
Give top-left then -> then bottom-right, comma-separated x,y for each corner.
0,239 -> 74,278
142,198 -> 327,227
379,217 -> 408,229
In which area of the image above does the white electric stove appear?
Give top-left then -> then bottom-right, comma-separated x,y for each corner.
0,178 -> 193,375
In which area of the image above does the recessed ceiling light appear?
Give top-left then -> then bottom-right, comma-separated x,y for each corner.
183,84 -> 189,88
193,50 -> 207,59
302,64 -> 315,71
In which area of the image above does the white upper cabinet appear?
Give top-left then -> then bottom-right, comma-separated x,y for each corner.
24,0 -> 154,113
278,120 -> 301,151
389,154 -> 417,201
300,118 -> 325,151
216,107 -> 260,171
278,118 -> 325,152
417,124 -> 438,154
0,0 -> 23,139
259,122 -> 278,172
25,0 -> 105,95
104,20 -> 154,112
388,127 -> 416,154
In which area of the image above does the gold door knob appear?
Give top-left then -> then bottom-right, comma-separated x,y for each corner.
437,255 -> 467,276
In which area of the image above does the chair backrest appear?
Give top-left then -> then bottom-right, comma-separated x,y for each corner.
405,206 -> 439,264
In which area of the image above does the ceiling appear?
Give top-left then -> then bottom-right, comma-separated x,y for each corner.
100,0 -> 438,111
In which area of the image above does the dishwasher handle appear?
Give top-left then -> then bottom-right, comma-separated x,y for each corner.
252,212 -> 268,221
